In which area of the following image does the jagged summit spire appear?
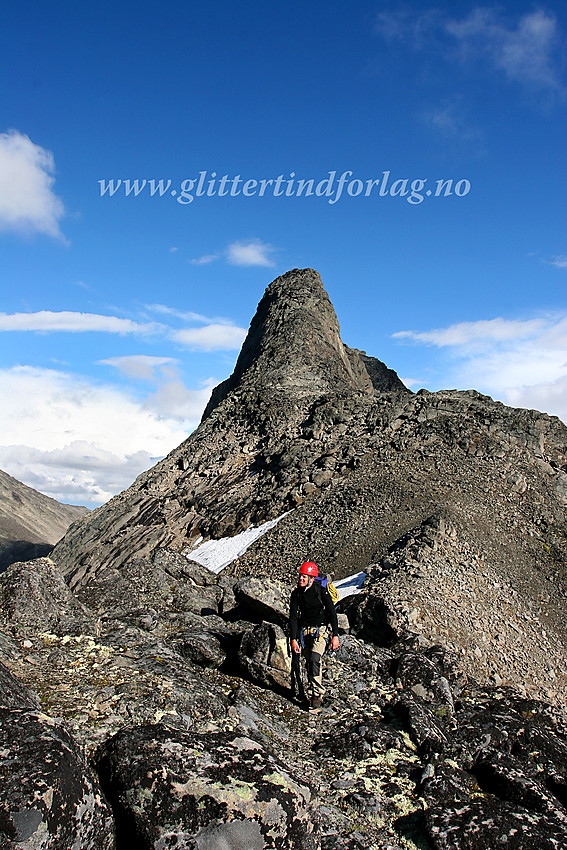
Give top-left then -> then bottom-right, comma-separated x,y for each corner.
203,268 -> 405,418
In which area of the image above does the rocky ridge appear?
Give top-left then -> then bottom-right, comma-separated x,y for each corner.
1,267 -> 566,848
2,553 -> 567,849
0,467 -> 88,572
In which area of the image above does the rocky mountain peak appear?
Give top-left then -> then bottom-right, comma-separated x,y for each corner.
203,268 -> 406,418
2,268 -> 567,849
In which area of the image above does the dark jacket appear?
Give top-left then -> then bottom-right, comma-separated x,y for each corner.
289,581 -> 339,641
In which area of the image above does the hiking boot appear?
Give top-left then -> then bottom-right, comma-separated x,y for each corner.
309,695 -> 323,712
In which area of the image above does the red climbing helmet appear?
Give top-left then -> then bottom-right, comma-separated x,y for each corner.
299,561 -> 319,577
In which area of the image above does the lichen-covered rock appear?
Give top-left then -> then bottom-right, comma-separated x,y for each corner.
396,651 -> 454,716
0,557 -> 94,636
426,796 -> 567,850
95,724 -> 319,849
0,708 -> 115,849
420,687 -> 567,848
167,627 -> 228,669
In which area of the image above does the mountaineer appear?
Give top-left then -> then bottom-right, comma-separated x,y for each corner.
289,561 -> 340,711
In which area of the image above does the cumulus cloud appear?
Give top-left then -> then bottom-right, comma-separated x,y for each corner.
226,239 -> 276,267
0,310 -> 162,335
0,366 -> 201,506
376,7 -> 563,94
393,313 -> 567,423
171,323 -> 246,351
98,356 -> 218,418
143,379 -> 217,421
0,130 -> 66,238
504,375 -> 567,421
190,238 -> 276,268
1,442 -> 155,506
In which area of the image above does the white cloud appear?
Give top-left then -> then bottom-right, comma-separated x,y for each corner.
545,255 -> 567,269
0,309 -> 245,351
422,101 -> 484,147
145,304 -> 214,323
189,239 -> 277,268
394,317 -> 545,349
393,313 -> 567,423
98,356 -> 218,417
446,8 -> 561,91
399,377 -> 423,389
190,253 -> 220,266
376,7 -> 563,94
226,239 -> 276,267
99,355 -> 178,381
0,442 -> 156,507
504,375 -> 567,421
0,130 -> 66,239
0,310 -> 162,335
171,323 -> 247,351
0,366 -> 197,506
144,379 -> 217,421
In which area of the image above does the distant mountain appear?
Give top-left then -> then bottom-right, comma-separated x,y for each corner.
0,468 -> 89,571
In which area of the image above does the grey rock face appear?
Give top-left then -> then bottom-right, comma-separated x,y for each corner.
202,268 -> 391,417
49,269 -> 410,586
0,660 -> 40,711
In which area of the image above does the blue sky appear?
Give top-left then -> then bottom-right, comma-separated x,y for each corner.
1,0 -> 565,507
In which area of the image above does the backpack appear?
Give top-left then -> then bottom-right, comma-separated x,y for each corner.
314,574 -> 340,606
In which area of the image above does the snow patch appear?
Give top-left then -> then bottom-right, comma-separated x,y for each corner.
185,512 -> 291,574
185,517 -> 367,601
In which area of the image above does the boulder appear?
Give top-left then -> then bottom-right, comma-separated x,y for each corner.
0,556 -> 94,636
0,708 -> 115,849
233,576 -> 290,628
95,723 -> 319,849
396,651 -> 455,716
238,621 -> 292,692
168,627 -> 228,669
